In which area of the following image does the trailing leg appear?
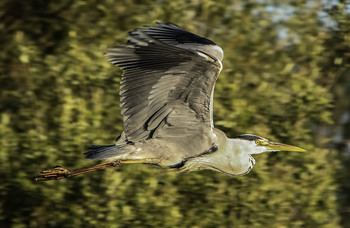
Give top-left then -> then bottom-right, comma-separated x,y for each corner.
34,161 -> 121,181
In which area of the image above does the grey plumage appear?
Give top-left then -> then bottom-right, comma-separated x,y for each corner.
86,22 -> 223,167
130,22 -> 217,46
85,145 -> 119,160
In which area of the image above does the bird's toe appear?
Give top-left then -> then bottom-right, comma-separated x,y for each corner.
35,166 -> 71,181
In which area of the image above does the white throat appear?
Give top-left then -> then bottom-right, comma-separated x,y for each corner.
179,133 -> 261,176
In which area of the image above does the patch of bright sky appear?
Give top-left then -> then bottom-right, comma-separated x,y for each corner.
251,4 -> 296,42
224,0 -> 349,43
260,0 -> 349,41
264,4 -> 295,22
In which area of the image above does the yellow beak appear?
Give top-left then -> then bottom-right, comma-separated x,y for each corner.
266,142 -> 306,152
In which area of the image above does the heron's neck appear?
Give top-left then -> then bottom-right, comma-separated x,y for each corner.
178,131 -> 255,176
222,138 -> 255,175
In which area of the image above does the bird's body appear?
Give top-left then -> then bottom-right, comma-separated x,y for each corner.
35,22 -> 305,181
89,128 -> 254,176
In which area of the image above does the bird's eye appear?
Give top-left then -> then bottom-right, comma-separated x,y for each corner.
256,140 -> 268,146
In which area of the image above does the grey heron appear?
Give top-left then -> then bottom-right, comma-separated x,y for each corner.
35,22 -> 305,181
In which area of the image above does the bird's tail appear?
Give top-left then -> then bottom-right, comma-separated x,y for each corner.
84,145 -> 121,160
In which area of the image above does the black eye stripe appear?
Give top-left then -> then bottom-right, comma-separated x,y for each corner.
234,135 -> 265,141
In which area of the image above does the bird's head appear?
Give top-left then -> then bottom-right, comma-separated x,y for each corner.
234,134 -> 306,155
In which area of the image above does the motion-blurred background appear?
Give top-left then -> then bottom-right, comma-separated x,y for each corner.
1,0 -> 349,227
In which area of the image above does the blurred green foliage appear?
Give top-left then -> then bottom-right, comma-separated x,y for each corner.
0,0 -> 349,227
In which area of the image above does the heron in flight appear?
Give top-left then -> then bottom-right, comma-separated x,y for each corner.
35,22 -> 305,181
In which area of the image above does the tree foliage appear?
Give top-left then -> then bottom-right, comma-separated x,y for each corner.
0,0 -> 348,227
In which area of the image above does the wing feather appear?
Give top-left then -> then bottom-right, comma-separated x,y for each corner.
106,23 -> 223,142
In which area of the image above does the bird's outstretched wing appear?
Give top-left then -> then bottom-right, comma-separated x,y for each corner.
106,23 -> 223,142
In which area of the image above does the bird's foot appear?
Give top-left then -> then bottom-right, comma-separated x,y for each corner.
112,160 -> 122,166
35,166 -> 71,181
